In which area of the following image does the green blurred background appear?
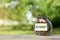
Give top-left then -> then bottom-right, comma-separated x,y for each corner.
0,0 -> 60,34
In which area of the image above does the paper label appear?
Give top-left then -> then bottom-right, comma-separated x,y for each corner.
34,23 -> 48,31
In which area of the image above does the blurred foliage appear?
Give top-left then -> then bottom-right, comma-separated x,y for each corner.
32,0 -> 60,28
0,0 -> 60,31
12,24 -> 34,31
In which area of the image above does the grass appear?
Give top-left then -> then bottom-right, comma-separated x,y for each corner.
0,27 -> 60,34
0,30 -> 34,34
52,27 -> 60,34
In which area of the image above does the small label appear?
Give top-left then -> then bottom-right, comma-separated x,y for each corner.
34,23 -> 48,31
